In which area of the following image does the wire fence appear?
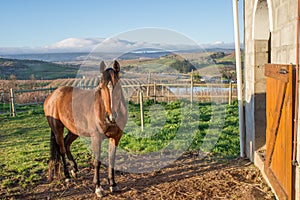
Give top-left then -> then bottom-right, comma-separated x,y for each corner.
1,82 -> 237,117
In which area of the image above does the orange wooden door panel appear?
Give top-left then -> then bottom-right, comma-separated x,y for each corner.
265,64 -> 294,200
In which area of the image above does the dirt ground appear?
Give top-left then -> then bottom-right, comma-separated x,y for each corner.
4,152 -> 275,200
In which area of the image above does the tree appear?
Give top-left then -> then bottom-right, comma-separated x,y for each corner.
193,73 -> 203,82
210,52 -> 225,59
170,59 -> 196,73
220,66 -> 236,81
9,74 -> 16,81
30,74 -> 36,89
9,74 -> 17,90
30,74 -> 35,81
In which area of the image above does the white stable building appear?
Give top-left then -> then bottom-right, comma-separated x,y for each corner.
237,0 -> 300,199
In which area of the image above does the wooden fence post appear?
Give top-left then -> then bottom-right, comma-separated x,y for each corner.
161,85 -> 164,102
139,90 -> 144,131
146,84 -> 149,99
167,87 -> 170,103
190,70 -> 194,104
228,82 -> 233,105
154,82 -> 156,104
10,88 -> 16,117
147,72 -> 151,98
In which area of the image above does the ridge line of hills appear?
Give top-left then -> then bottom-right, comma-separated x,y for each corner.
0,51 -> 237,80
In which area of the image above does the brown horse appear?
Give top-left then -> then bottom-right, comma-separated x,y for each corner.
44,60 -> 128,197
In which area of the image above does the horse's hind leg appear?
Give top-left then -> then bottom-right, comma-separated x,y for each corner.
50,121 -> 70,180
48,117 -> 70,180
49,129 -> 61,181
64,130 -> 79,178
55,131 -> 71,180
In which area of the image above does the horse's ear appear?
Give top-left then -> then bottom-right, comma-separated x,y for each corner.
113,60 -> 120,73
100,61 -> 106,73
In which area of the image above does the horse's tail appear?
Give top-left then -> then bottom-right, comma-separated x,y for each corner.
48,130 -> 61,181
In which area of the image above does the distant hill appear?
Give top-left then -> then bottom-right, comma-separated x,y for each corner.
0,58 -> 79,80
0,50 -> 237,80
119,51 -> 236,75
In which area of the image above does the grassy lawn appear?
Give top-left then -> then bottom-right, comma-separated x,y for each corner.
0,103 -> 10,115
0,100 -> 239,193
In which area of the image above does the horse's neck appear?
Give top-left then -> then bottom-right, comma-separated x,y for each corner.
95,86 -> 126,111
94,88 -> 104,106
119,92 -> 127,111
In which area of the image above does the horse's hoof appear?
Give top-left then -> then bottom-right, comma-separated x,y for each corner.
65,178 -> 71,183
95,186 -> 105,198
110,185 -> 120,193
70,170 -> 77,178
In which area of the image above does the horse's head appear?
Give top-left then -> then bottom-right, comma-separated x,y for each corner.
99,60 -> 121,124
99,60 -> 120,89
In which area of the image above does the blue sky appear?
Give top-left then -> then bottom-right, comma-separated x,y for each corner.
0,0 -> 243,48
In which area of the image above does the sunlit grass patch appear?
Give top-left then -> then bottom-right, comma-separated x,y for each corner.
0,100 -> 239,192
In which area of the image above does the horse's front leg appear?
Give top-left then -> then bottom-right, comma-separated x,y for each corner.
91,135 -> 104,198
108,136 -> 120,193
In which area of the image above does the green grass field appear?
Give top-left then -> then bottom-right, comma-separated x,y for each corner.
0,100 -> 239,193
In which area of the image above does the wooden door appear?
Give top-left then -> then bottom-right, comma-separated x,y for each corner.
265,64 -> 294,200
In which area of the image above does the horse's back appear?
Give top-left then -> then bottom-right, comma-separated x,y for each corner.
44,86 -> 73,119
44,86 -> 99,135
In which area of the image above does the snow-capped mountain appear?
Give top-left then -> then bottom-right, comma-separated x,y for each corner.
45,38 -> 105,51
0,37 -> 235,55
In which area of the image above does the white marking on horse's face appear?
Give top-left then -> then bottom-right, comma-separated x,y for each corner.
108,82 -> 113,110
